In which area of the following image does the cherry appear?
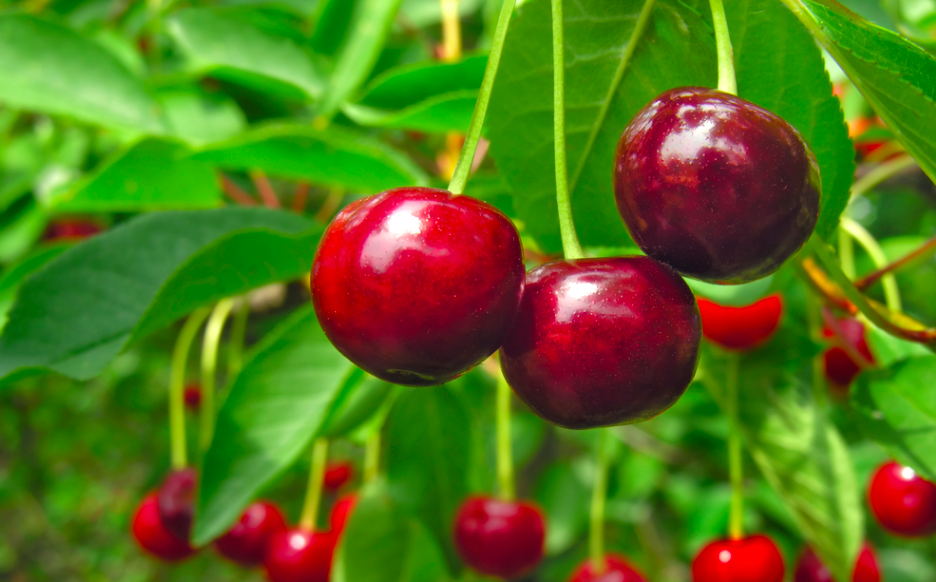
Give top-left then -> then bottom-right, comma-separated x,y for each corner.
183,383 -> 202,410
215,500 -> 288,567
157,467 -> 197,542
822,317 -> 874,395
263,528 -> 335,582
500,257 -> 701,429
569,554 -> 647,582
131,493 -> 196,562
868,460 -> 936,537
697,294 -> 783,351
330,494 -> 358,537
323,461 -> 353,492
311,187 -> 525,387
42,218 -> 103,242
453,496 -> 545,579
692,535 -> 785,582
614,87 -> 820,284
794,543 -> 880,582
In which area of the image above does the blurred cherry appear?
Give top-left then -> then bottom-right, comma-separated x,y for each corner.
794,543 -> 880,582
822,317 -> 874,396
131,493 -> 196,562
215,500 -> 288,567
692,534 -> 785,582
330,494 -> 358,538
454,496 -> 545,579
183,383 -> 201,410
157,468 -> 197,541
323,461 -> 353,492
697,294 -> 783,351
43,218 -> 102,242
569,553 -> 647,582
263,528 -> 334,582
868,461 -> 936,537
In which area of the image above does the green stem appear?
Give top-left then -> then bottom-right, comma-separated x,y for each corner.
709,0 -> 737,95
169,308 -> 211,470
725,352 -> 744,540
496,372 -> 515,501
551,0 -> 585,260
447,0 -> 518,195
364,429 -> 381,484
589,429 -> 611,572
227,299 -> 249,378
200,299 -> 236,453
840,218 -> 902,312
299,438 -> 329,531
838,226 -> 856,279
850,155 -> 917,200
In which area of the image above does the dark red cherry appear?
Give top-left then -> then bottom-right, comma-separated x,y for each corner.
157,468 -> 197,542
184,383 -> 202,410
215,500 -> 288,567
692,535 -> 785,582
263,528 -> 335,582
822,317 -> 874,395
614,87 -> 820,284
500,257 -> 701,429
311,187 -> 525,387
323,461 -> 353,492
868,461 -> 936,537
42,218 -> 103,242
453,496 -> 545,579
131,493 -> 196,562
698,294 -> 783,351
330,494 -> 358,537
794,543 -> 881,582
569,553 -> 647,582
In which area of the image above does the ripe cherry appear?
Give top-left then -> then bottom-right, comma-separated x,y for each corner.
569,554 -> 647,582
868,460 -> 936,537
131,493 -> 196,562
614,87 -> 820,284
263,528 -> 335,582
500,257 -> 701,429
697,294 -> 783,351
794,543 -> 880,582
157,468 -> 197,542
453,496 -> 545,579
822,317 -> 874,396
42,218 -> 103,242
323,461 -> 353,492
311,187 -> 525,387
330,494 -> 358,537
692,535 -> 785,582
184,383 -> 201,410
215,500 -> 288,567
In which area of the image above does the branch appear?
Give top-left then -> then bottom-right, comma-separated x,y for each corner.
218,173 -> 259,206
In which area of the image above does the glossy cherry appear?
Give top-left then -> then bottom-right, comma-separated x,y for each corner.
263,528 -> 335,582
697,294 -> 783,351
183,383 -> 201,410
822,317 -> 874,395
868,460 -> 936,537
614,87 -> 820,284
569,553 -> 647,582
794,543 -> 881,582
330,494 -> 358,537
215,500 -> 288,567
453,496 -> 545,579
692,535 -> 785,582
157,468 -> 197,541
324,461 -> 353,492
500,257 -> 701,429
131,493 -> 196,562
311,187 -> 525,387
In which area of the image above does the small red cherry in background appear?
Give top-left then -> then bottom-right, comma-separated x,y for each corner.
794,543 -> 880,582
822,317 -> 875,396
184,383 -> 201,410
323,461 -> 353,492
311,187 -> 525,387
454,496 -> 545,579
868,460 -> 936,537
330,494 -> 358,537
697,294 -> 784,351
263,528 -> 335,582
692,534 -> 785,582
569,554 -> 647,582
157,468 -> 197,542
500,257 -> 701,429
42,218 -> 103,242
131,493 -> 196,562
215,500 -> 288,567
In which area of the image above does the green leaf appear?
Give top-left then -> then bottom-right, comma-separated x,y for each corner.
319,374 -> 397,439
0,208 -> 320,384
534,462 -> 589,556
166,7 -> 324,101
853,356 -> 936,481
0,15 -> 162,133
54,139 -> 221,212
333,480 -> 450,582
193,307 -> 356,545
343,91 -> 479,133
0,245 -> 68,334
155,86 -> 247,147
192,123 -> 429,192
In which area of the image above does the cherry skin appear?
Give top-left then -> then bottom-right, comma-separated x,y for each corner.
323,461 -> 354,492
697,294 -> 784,351
42,218 -> 103,242
500,257 -> 701,429
157,467 -> 197,542
264,528 -> 335,582
453,496 -> 546,579
330,494 -> 358,537
692,535 -> 785,582
868,460 -> 936,537
215,500 -> 288,567
569,553 -> 647,582
311,187 -> 525,387
131,493 -> 196,562
794,543 -> 881,582
822,317 -> 874,396
183,383 -> 201,410
614,87 -> 820,284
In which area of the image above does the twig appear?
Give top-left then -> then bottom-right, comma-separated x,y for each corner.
856,234 -> 936,290
292,183 -> 310,213
248,169 -> 282,208
219,174 -> 259,206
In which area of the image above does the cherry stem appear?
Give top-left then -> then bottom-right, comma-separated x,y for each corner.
838,226 -> 856,279
199,299 -> 236,453
219,173 -> 259,206
840,217 -> 902,312
169,307 -> 211,470
725,352 -> 744,540
292,182 -> 310,213
439,0 -> 462,62
850,155 -> 917,200
314,188 -> 344,223
551,0 -> 585,260
299,438 -> 329,531
364,428 -> 381,484
856,234 -> 936,291
249,169 -> 282,209
227,299 -> 249,378
589,429 -> 610,572
708,0 -> 737,95
496,371 -> 516,501
447,0 -> 517,195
